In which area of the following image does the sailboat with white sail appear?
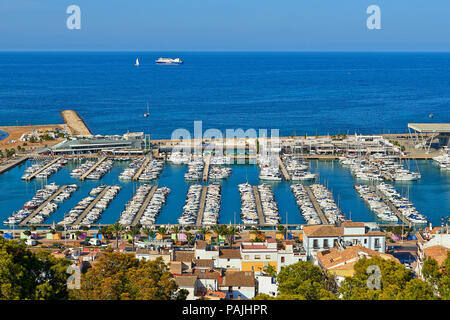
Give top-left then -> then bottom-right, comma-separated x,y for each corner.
144,103 -> 149,117
135,58 -> 140,66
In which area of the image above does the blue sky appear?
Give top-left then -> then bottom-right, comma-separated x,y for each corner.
0,0 -> 449,51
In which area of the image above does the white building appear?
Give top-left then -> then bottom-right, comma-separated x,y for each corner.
256,275 -> 278,297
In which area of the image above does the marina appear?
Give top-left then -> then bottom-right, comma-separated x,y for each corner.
132,185 -> 158,226
23,157 -> 63,181
79,157 -> 108,181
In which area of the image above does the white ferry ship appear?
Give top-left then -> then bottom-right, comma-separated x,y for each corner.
155,57 -> 183,65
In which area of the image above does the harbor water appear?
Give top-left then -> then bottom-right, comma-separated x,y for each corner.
0,159 -> 448,229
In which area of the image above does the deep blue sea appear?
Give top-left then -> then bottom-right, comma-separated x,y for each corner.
0,52 -> 449,138
0,52 -> 449,229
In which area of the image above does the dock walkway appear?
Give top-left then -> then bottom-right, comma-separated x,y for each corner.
252,186 -> 266,226
20,185 -> 68,226
277,156 -> 291,181
60,110 -> 92,136
72,186 -> 112,226
202,154 -> 211,181
304,185 -> 329,225
372,186 -> 411,226
196,186 -> 209,226
80,157 -> 107,181
132,185 -> 158,226
26,157 -> 62,181
0,156 -> 28,175
133,157 -> 151,181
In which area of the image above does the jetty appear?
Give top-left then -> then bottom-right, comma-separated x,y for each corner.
60,110 -> 92,136
196,186 -> 209,226
252,186 -> 266,226
80,157 -> 107,181
0,156 -> 28,175
133,157 -> 151,181
19,185 -> 68,226
72,186 -> 112,226
303,185 -> 329,225
202,154 -> 211,181
25,157 -> 62,181
277,156 -> 291,181
371,186 -> 411,226
132,185 -> 158,226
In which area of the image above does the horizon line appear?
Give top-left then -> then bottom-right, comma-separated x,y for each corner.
1,49 -> 450,53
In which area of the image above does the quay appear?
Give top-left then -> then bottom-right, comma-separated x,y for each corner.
303,185 -> 329,225
79,157 -> 107,181
60,110 -> 92,136
371,186 -> 412,227
19,185 -> 68,226
132,185 -> 158,226
133,156 -> 151,181
196,186 -> 209,226
0,156 -> 28,175
277,156 -> 291,181
202,154 -> 211,181
71,186 -> 112,226
252,186 -> 266,226
25,156 -> 62,181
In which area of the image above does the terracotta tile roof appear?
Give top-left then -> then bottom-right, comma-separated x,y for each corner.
342,221 -> 365,228
174,275 -> 198,288
193,269 -> 222,280
241,244 -> 268,250
204,290 -> 227,299
173,250 -> 195,262
303,225 -> 343,237
195,240 -> 207,249
424,245 -> 449,266
221,271 -> 255,288
219,249 -> 241,259
193,259 -> 214,268
317,246 -> 399,270
267,238 -> 277,243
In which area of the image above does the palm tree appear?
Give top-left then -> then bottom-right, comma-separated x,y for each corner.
186,232 -> 195,248
198,227 -> 210,241
250,227 -> 262,242
142,227 -> 156,241
171,226 -> 180,242
127,225 -> 141,251
212,224 -> 227,245
110,222 -> 125,249
99,225 -> 112,240
157,226 -> 167,239
226,226 -> 239,247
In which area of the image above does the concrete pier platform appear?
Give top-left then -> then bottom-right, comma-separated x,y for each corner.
132,185 -> 158,226
196,186 -> 209,226
304,185 -> 329,225
80,157 -> 107,181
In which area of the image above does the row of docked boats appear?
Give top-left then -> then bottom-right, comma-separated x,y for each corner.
258,156 -> 282,181
28,185 -> 78,224
118,184 -> 154,225
202,184 -> 221,225
282,155 -> 316,181
433,150 -> 450,171
257,184 -> 280,225
184,158 -> 204,181
139,187 -> 170,226
59,195 -> 96,225
309,184 -> 345,224
238,183 -> 259,225
119,157 -> 147,180
4,183 -> 61,225
21,158 -> 67,180
139,159 -> 164,181
84,159 -> 114,180
290,184 -> 322,225
79,185 -> 121,225
375,182 -> 427,224
340,154 -> 421,181
178,184 -> 202,225
169,151 -> 191,164
210,155 -> 232,165
354,184 -> 398,222
70,160 -> 96,177
208,165 -> 232,180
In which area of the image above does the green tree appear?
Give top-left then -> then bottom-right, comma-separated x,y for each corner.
99,225 -> 112,240
171,226 -> 180,241
263,264 -> 277,278
276,261 -> 337,300
0,238 -> 71,300
226,226 -> 239,246
110,222 -> 125,249
142,227 -> 156,241
157,227 -> 167,239
127,225 -> 141,251
70,250 -> 188,300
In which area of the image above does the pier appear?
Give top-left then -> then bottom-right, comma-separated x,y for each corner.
19,185 -> 68,226
196,186 -> 209,226
132,185 -> 158,226
80,157 -> 107,181
371,186 -> 412,226
133,157 -> 151,181
0,156 -> 28,175
277,156 -> 291,181
71,186 -> 112,226
202,154 -> 211,181
303,185 -> 329,225
60,110 -> 92,136
252,186 -> 266,226
25,157 -> 62,181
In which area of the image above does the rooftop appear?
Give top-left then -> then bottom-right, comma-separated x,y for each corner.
408,123 -> 450,133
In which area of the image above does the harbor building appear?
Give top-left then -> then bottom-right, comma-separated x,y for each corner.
302,222 -> 386,259
44,133 -> 145,155
408,123 -> 450,152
